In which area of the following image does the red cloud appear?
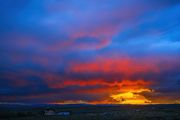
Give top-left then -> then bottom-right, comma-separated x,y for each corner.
47,78 -> 152,89
69,57 -> 160,75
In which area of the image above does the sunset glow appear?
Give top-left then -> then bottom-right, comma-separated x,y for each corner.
111,90 -> 152,104
0,0 -> 180,104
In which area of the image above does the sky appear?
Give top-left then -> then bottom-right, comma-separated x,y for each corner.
0,0 -> 180,104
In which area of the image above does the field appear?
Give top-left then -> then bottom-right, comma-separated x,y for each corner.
0,104 -> 179,120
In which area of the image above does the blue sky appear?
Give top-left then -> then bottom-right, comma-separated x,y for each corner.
0,0 -> 180,104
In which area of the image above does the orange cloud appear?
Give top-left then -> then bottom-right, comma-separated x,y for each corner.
44,76 -> 153,104
111,89 -> 153,104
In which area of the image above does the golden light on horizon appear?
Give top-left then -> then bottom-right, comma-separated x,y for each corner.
111,89 -> 152,104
